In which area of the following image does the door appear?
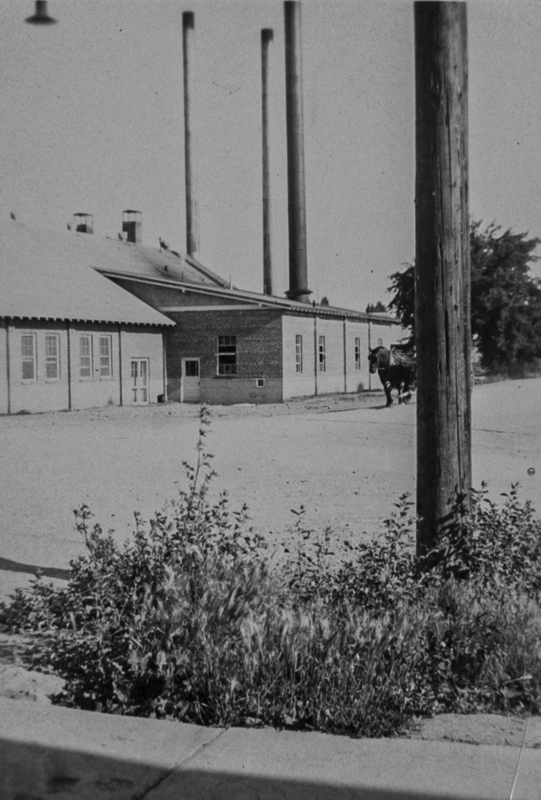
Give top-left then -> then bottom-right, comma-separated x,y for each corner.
131,358 -> 149,404
181,358 -> 201,402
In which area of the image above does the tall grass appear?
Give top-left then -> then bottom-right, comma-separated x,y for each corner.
1,406 -> 540,737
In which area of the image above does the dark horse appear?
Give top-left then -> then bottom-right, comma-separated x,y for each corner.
368,346 -> 416,407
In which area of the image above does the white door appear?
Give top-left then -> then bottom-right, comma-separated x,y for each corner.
131,359 -> 149,404
181,358 -> 201,402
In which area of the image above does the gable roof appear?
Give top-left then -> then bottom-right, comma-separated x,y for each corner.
0,220 -> 174,326
102,269 -> 399,325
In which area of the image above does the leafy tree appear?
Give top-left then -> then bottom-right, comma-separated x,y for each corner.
388,221 -> 541,373
366,300 -> 388,314
470,222 -> 541,372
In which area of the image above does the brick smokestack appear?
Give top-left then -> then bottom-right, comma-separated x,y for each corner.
261,28 -> 274,296
284,1 -> 311,303
183,11 -> 199,258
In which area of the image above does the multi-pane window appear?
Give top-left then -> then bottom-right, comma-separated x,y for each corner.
21,334 -> 36,380
295,334 -> 303,373
99,335 -> 112,378
354,337 -> 361,370
217,335 -> 237,375
318,336 -> 326,372
45,334 -> 60,380
79,335 -> 92,378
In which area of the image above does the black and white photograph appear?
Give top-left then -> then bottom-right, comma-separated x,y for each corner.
1,1 -> 540,797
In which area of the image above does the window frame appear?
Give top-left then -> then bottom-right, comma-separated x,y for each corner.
354,337 -> 361,370
79,334 -> 93,380
21,332 -> 37,382
217,335 -> 237,376
44,333 -> 61,381
295,334 -> 303,374
98,334 -> 113,379
318,335 -> 326,373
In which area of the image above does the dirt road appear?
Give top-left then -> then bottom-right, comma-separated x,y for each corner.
1,379 -> 540,600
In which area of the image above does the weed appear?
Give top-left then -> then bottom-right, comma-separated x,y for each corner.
1,407 -> 540,735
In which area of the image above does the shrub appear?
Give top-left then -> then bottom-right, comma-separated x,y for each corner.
1,407 -> 540,735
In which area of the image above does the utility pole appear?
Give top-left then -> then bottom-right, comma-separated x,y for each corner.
414,2 -> 472,559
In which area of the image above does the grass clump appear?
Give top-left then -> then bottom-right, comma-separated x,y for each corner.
1,407 -> 540,737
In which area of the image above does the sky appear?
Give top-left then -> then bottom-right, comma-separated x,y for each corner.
2,0 -> 541,311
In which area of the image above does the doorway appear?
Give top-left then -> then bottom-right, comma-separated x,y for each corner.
131,358 -> 149,404
181,358 -> 201,402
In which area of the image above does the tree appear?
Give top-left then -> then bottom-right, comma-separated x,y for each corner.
388,221 -> 541,373
470,222 -> 541,372
365,301 -> 387,314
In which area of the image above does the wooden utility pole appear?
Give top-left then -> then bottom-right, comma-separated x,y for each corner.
414,2 -> 472,559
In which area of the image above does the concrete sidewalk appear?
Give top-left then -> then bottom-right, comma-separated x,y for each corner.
0,697 -> 539,800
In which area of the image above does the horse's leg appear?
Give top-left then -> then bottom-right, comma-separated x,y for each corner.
383,379 -> 393,406
402,379 -> 411,404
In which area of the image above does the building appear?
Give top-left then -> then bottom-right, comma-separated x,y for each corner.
1,214 -> 399,412
93,213 -> 399,405
0,218 -> 173,414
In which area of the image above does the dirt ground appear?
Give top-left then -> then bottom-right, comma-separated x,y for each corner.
0,378 -> 540,744
0,378 -> 540,601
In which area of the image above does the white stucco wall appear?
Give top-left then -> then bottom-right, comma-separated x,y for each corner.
0,323 -> 8,414
283,315 -> 400,400
282,315 -> 316,400
8,322 -> 71,414
1,320 -> 166,414
314,317 -> 347,395
121,328 -> 166,406
69,324 -> 121,411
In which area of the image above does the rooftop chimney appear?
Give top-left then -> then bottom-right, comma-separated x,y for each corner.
122,210 -> 142,244
284,1 -> 311,303
73,213 -> 93,234
261,29 -> 274,296
183,11 -> 199,258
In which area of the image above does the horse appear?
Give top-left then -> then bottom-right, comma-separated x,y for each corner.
368,346 -> 416,407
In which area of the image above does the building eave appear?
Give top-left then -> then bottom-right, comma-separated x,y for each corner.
98,269 -> 400,324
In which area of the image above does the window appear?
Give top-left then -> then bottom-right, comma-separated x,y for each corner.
354,337 -> 361,370
318,336 -> 326,372
21,333 -> 36,380
99,335 -> 112,378
184,360 -> 200,377
45,334 -> 60,380
217,335 -> 237,375
378,338 -> 383,347
79,335 -> 92,378
295,334 -> 303,373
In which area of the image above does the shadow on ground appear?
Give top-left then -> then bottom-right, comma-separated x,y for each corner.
0,736 -> 509,800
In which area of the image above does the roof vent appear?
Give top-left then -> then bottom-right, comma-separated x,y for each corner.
122,210 -> 142,244
73,213 -> 93,234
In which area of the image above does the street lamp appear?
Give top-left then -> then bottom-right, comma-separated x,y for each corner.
25,1 -> 57,25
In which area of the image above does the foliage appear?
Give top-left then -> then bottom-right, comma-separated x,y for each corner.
365,301 -> 388,315
1,411 -> 541,735
470,222 -> 541,373
387,220 -> 541,373
387,263 -> 415,342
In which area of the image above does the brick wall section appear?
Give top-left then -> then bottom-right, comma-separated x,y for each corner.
166,309 -> 283,382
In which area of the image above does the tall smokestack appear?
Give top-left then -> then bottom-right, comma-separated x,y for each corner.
183,11 -> 199,258
261,28 -> 274,296
284,1 -> 311,303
